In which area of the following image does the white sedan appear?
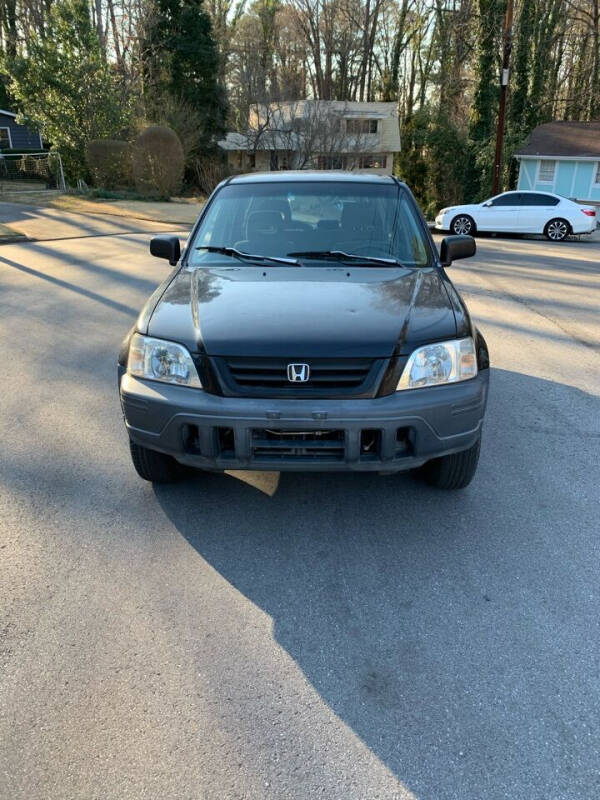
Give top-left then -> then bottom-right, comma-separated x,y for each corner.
435,191 -> 597,241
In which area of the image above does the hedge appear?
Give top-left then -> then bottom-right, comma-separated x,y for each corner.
85,139 -> 133,189
131,126 -> 184,197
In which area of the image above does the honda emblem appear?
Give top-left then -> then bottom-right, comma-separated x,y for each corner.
287,363 -> 310,383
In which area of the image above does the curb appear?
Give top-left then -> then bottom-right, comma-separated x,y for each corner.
0,233 -> 29,244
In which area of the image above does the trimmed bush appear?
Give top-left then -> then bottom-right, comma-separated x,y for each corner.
131,126 -> 184,197
86,139 -> 132,189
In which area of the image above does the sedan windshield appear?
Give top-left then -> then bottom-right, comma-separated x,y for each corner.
189,181 -> 432,267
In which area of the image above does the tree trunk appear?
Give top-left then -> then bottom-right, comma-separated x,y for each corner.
589,0 -> 600,118
389,0 -> 410,100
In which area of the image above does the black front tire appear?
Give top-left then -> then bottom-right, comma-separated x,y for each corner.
450,214 -> 476,236
421,435 -> 481,490
129,439 -> 183,483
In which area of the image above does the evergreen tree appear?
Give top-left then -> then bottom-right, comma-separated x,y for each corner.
465,0 -> 505,201
395,108 -> 430,210
5,0 -> 129,180
0,79 -> 12,110
506,0 -> 534,187
145,0 -> 228,151
426,112 -> 469,216
525,0 -> 563,129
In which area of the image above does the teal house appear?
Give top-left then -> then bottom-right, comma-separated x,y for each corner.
515,121 -> 600,205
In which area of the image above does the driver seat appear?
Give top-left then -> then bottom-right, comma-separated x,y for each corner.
235,210 -> 291,256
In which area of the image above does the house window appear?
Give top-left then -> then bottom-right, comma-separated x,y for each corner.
0,128 -> 12,149
317,155 -> 346,170
538,160 -> 556,183
346,119 -> 378,135
358,154 -> 387,169
248,153 -> 256,169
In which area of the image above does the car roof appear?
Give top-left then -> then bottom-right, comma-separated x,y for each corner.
499,189 -> 560,197
228,170 -> 399,185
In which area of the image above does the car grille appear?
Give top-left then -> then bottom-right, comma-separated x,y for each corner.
251,429 -> 346,461
212,356 -> 386,397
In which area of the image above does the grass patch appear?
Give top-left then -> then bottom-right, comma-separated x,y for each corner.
0,188 -> 204,224
84,188 -> 171,202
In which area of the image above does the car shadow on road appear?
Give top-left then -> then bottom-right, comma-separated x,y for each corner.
152,367 -> 599,799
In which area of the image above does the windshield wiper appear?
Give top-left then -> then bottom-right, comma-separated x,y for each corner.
196,245 -> 300,266
288,250 -> 405,267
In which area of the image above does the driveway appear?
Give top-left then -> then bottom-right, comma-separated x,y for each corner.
1,227 -> 599,799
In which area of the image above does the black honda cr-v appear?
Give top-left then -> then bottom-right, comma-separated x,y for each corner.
118,172 -> 489,489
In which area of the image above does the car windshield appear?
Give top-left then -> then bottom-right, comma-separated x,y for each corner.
189,181 -> 432,267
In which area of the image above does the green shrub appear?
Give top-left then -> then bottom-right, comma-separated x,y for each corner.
85,139 -> 132,189
131,126 -> 184,197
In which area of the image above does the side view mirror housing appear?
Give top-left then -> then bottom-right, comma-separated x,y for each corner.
439,235 -> 476,267
150,235 -> 181,266
482,200 -> 492,207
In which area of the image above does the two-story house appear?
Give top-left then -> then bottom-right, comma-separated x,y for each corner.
219,101 -> 400,175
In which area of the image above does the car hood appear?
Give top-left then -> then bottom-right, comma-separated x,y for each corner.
146,265 -> 458,357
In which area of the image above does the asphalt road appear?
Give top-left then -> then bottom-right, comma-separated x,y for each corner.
1,224 -> 599,800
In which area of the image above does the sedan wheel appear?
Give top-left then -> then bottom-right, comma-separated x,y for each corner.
544,218 -> 570,241
451,215 -> 475,235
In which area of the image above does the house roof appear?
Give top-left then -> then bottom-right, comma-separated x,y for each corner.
515,121 -> 600,158
0,109 -> 17,118
218,131 -> 298,151
258,100 -> 398,118
218,132 -> 250,151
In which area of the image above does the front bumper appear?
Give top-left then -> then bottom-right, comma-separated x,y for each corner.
120,370 -> 489,472
435,213 -> 448,230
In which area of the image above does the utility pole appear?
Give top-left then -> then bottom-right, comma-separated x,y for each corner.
492,0 -> 515,195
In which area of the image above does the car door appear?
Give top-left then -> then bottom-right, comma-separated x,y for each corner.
475,192 -> 521,232
518,193 -> 560,233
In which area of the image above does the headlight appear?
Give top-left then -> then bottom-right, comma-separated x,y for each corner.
127,333 -> 202,388
397,337 -> 477,391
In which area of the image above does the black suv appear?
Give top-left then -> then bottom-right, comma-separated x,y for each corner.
118,173 -> 489,489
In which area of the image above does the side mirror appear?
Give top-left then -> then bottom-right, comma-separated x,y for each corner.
150,235 -> 181,266
439,235 -> 476,267
482,200 -> 492,207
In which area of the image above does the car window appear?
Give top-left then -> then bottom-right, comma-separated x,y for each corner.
490,193 -> 520,207
189,182 -> 432,267
520,193 -> 560,206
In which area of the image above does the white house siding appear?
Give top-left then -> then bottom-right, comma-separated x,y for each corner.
378,118 -> 401,155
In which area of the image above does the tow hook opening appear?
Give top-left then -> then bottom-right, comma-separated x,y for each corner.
218,427 -> 235,458
360,429 -> 381,459
396,426 -> 414,455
